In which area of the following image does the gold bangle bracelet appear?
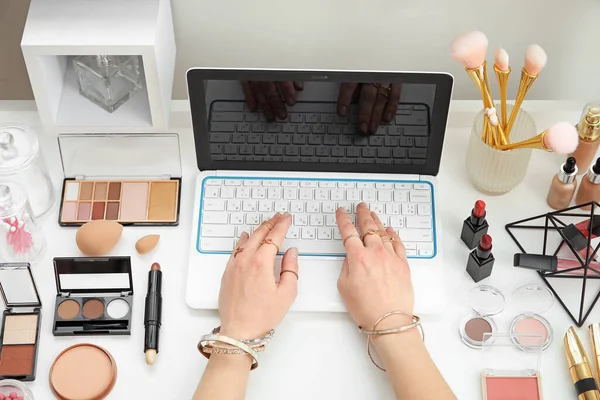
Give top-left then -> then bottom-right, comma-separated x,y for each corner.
198,334 -> 260,370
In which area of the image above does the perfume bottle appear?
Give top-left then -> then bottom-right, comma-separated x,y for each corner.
547,157 -> 578,210
73,55 -> 143,113
569,103 -> 600,173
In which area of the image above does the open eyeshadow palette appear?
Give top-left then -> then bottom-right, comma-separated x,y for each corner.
0,263 -> 42,381
57,132 -> 182,227
52,256 -> 134,336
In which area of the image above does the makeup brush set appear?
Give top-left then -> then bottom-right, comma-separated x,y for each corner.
451,31 -> 579,154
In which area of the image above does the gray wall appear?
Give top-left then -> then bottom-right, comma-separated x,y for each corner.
2,0 -> 600,102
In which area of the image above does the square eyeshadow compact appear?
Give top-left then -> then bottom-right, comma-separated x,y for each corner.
52,256 -> 134,336
0,263 -> 42,381
57,133 -> 182,227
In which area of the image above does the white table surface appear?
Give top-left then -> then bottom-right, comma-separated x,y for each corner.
0,99 -> 594,399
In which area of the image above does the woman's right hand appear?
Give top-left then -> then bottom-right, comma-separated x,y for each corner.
335,203 -> 414,329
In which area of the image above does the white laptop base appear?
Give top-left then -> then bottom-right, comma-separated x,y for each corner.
186,170 -> 444,314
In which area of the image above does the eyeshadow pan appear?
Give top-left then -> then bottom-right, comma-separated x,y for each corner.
77,202 -> 91,220
513,317 -> 548,347
465,318 -> 492,342
148,181 -> 178,221
108,182 -> 121,201
3,314 -> 38,345
65,182 -> 79,201
94,182 -> 108,200
57,300 -> 80,320
92,202 -> 106,220
0,345 -> 35,376
82,299 -> 104,319
80,182 -> 94,201
106,299 -> 130,319
106,202 -> 120,220
120,182 -> 149,221
62,202 -> 77,221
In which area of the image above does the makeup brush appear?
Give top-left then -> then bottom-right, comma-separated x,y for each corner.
498,122 -> 579,153
493,48 -> 510,130
505,44 -> 548,137
451,31 -> 507,146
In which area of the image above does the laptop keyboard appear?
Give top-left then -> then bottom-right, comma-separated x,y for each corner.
198,177 -> 436,259
208,101 -> 430,164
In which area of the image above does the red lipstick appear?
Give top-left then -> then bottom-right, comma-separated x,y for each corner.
466,234 -> 495,282
461,200 -> 490,249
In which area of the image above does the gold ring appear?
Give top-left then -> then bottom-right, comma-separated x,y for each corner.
372,83 -> 391,98
280,269 -> 299,280
261,238 -> 280,253
381,235 -> 393,243
343,234 -> 362,246
233,247 -> 244,258
261,220 -> 275,230
362,229 -> 381,241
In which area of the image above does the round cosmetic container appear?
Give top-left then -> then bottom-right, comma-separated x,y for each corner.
0,124 -> 53,218
459,285 -> 506,349
509,284 -> 554,351
50,344 -> 117,400
0,379 -> 35,399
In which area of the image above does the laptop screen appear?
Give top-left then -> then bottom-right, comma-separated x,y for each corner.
187,70 -> 452,176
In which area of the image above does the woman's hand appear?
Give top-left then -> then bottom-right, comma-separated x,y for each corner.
218,212 -> 299,340
336,203 -> 414,329
241,81 -> 304,121
337,83 -> 402,134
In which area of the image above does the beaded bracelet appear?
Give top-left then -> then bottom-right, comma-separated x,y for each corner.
360,311 -> 425,371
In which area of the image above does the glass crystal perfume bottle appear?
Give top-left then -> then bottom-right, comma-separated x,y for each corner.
73,55 -> 143,113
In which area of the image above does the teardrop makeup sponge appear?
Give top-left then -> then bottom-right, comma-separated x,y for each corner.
136,234 -> 160,254
76,220 -> 123,256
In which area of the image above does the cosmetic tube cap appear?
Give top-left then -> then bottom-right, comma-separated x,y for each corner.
558,157 -> 578,184
578,104 -> 600,142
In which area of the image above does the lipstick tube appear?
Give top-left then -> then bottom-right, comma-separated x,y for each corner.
565,327 -> 600,400
590,324 -> 600,381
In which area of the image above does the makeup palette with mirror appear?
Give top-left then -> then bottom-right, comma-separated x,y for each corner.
0,263 -> 42,381
52,257 -> 134,336
57,133 -> 182,227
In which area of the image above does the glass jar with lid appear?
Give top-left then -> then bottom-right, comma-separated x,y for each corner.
0,124 -> 53,218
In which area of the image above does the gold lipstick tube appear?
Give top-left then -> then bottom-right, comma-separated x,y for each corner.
565,327 -> 600,400
589,324 -> 600,381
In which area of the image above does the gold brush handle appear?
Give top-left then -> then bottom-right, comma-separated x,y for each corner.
505,69 -> 538,137
497,129 -> 548,151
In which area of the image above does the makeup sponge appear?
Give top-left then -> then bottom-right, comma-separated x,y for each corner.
543,122 -> 579,154
524,45 -> 547,75
135,234 -> 160,254
76,220 -> 123,256
451,31 -> 489,69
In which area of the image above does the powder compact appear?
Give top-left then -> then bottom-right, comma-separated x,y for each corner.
481,332 -> 544,400
52,257 -> 133,336
509,284 -> 554,351
57,133 -> 182,227
0,263 -> 42,381
459,285 -> 506,349
50,343 -> 117,400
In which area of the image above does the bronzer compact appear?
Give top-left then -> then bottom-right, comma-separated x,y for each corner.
459,285 -> 506,349
52,256 -> 133,336
57,133 -> 182,226
0,263 -> 42,381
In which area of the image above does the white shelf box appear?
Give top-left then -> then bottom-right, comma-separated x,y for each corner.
21,0 -> 175,133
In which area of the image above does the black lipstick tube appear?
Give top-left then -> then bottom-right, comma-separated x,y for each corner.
144,268 -> 163,353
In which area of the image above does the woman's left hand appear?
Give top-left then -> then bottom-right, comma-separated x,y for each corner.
218,212 -> 299,340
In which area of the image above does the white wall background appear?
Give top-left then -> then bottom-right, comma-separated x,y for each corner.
170,0 -> 600,101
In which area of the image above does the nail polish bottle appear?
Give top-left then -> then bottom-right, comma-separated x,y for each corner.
547,157 -> 578,210
576,157 -> 600,210
466,234 -> 495,283
460,200 -> 488,249
569,103 -> 600,173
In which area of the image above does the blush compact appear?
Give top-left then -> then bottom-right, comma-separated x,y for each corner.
509,284 -> 554,351
52,257 -> 133,336
459,285 -> 506,349
0,263 -> 42,381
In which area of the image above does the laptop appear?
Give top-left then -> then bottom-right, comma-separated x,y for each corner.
186,69 -> 453,313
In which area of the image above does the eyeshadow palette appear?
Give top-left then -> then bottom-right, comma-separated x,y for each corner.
0,263 -> 42,381
57,132 -> 182,227
60,179 -> 181,226
53,256 -> 133,336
